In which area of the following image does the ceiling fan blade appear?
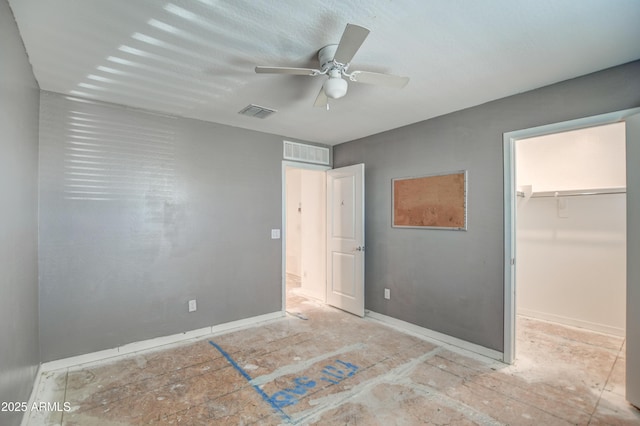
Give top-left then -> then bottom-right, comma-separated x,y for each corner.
333,24 -> 370,64
313,87 -> 328,107
349,71 -> 409,88
255,66 -> 319,76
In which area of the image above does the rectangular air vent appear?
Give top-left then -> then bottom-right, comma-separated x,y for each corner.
238,104 -> 277,119
283,141 -> 330,165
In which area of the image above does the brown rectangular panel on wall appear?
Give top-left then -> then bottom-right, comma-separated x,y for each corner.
392,171 -> 467,230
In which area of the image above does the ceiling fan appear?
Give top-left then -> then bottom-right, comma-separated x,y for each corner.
255,23 -> 409,108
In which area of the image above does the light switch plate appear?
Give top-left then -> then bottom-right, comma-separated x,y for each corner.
271,229 -> 281,239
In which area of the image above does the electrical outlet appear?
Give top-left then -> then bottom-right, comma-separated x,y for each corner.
384,288 -> 390,300
188,299 -> 197,312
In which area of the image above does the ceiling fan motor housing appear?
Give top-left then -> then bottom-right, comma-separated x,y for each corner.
318,44 -> 340,70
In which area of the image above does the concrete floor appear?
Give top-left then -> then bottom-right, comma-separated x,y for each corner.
25,278 -> 639,425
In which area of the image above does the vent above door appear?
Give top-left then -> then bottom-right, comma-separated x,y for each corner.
283,141 -> 330,165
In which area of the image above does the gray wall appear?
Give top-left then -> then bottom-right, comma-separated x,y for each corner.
334,61 -> 640,352
0,0 -> 40,425
39,92 -> 287,361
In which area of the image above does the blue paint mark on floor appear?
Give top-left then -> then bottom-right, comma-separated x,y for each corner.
209,340 -> 292,423
269,359 -> 359,408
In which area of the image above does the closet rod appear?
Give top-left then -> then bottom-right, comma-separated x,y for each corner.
516,187 -> 626,198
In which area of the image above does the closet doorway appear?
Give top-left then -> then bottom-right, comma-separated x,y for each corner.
511,122 -> 628,413
515,122 -> 626,338
503,107 -> 640,410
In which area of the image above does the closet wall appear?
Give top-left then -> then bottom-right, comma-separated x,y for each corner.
516,122 -> 626,335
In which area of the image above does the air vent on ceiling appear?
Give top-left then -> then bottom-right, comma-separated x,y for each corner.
283,141 -> 330,165
238,104 -> 277,119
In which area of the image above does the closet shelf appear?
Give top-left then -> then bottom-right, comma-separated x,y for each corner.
516,187 -> 626,198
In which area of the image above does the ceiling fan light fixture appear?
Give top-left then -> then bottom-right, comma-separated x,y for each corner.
323,76 -> 348,99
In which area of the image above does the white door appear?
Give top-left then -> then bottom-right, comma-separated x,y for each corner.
326,164 -> 365,317
626,113 -> 640,408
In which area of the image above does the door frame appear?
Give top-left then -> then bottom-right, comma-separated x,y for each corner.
281,161 -> 331,313
503,107 -> 640,364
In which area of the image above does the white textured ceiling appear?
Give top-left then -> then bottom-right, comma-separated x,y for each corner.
9,0 -> 640,145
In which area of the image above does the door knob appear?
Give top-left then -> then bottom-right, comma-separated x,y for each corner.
355,246 -> 365,252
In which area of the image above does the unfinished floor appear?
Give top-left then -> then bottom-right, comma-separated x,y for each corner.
25,279 -> 640,425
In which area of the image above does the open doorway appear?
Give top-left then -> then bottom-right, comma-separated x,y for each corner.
503,108 -> 640,362
283,163 -> 328,314
283,161 -> 366,318
503,108 -> 640,413
513,123 -> 627,400
515,122 -> 626,339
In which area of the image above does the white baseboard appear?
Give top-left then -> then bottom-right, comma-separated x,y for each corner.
518,308 -> 625,337
41,311 -> 284,372
366,311 -> 503,362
